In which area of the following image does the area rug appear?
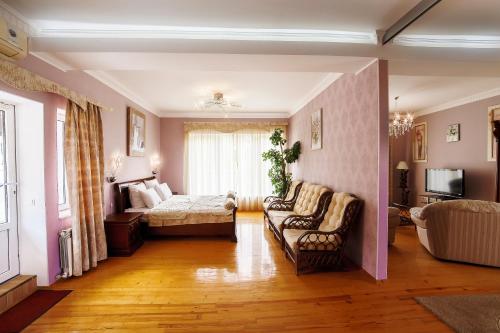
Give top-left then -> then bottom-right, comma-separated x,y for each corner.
415,294 -> 500,333
0,290 -> 71,333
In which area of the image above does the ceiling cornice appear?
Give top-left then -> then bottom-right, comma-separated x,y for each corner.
84,70 -> 160,116
414,86 -> 500,117
159,110 -> 290,119
30,51 -> 74,72
32,21 -> 378,44
394,34 -> 500,48
290,73 -> 343,115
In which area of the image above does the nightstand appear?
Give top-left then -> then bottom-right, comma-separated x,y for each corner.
104,212 -> 144,256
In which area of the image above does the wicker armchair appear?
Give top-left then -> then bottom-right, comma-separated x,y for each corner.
281,192 -> 363,275
263,180 -> 303,213
266,183 -> 332,241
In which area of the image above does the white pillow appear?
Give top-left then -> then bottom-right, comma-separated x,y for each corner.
140,188 -> 161,208
128,183 -> 147,208
154,183 -> 173,201
144,178 -> 160,189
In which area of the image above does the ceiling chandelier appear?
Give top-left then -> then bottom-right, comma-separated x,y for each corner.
389,96 -> 414,137
200,92 -> 241,110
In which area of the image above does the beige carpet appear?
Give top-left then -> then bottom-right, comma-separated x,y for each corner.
415,294 -> 500,333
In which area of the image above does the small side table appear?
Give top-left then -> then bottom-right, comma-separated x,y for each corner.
391,203 -> 413,226
104,212 -> 144,256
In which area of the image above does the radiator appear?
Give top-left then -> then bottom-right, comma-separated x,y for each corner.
58,228 -> 73,278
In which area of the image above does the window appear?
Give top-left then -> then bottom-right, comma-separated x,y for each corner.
57,108 -> 70,218
186,128 -> 274,211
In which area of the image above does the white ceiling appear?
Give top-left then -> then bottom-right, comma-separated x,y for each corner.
2,0 -> 500,117
390,75 -> 500,113
405,0 -> 500,36
40,52 -> 371,116
5,0 -> 418,31
99,70 -> 334,116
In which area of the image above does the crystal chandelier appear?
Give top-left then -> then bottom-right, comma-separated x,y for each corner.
199,92 -> 241,110
389,96 -> 414,137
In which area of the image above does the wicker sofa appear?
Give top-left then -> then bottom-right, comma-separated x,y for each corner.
280,192 -> 363,275
265,182 -> 333,242
263,180 -> 303,213
410,200 -> 500,267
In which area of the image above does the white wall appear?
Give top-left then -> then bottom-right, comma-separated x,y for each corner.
0,90 -> 49,286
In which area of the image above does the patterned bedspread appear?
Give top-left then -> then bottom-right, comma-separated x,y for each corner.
148,195 -> 234,227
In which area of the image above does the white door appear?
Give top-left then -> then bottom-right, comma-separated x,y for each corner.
0,102 -> 19,283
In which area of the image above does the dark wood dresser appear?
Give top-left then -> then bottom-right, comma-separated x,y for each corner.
104,212 -> 144,256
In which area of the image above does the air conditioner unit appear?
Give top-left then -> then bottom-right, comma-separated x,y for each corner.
0,18 -> 27,60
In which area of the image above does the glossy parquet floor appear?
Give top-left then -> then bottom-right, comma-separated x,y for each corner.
28,212 -> 500,332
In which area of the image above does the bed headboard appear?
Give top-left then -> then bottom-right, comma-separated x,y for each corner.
114,176 -> 156,213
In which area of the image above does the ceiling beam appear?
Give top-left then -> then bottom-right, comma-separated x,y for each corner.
381,0 -> 441,45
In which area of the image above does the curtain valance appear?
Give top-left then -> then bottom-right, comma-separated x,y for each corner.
0,59 -> 110,112
184,121 -> 287,133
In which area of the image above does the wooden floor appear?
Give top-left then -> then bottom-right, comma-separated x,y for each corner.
28,212 -> 500,332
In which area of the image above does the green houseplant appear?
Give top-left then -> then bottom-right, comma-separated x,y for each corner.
262,128 -> 301,197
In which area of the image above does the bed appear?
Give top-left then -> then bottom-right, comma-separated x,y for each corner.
115,177 -> 238,242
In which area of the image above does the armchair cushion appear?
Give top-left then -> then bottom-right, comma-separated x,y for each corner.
410,207 -> 427,228
268,210 -> 294,227
284,229 -> 342,251
285,180 -> 301,201
319,192 -> 356,232
293,183 -> 330,215
268,211 -> 294,228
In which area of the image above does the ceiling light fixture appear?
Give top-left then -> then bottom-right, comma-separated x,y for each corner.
393,34 -> 500,48
33,21 -> 377,44
199,92 -> 241,110
389,96 -> 414,137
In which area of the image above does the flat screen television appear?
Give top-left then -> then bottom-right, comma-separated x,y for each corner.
425,168 -> 465,198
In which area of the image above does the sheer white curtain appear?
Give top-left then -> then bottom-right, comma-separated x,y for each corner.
186,128 -> 274,210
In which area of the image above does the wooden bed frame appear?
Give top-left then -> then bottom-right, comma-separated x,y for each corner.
114,177 -> 238,242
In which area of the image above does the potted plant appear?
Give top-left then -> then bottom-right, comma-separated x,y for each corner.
262,128 -> 301,197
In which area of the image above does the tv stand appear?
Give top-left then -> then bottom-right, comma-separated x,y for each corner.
418,194 -> 460,206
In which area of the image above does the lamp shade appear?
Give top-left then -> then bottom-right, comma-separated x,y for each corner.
396,161 -> 409,170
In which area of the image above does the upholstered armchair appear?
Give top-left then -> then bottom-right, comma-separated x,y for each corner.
263,180 -> 302,212
410,200 -> 500,267
280,192 -> 363,275
266,183 -> 333,241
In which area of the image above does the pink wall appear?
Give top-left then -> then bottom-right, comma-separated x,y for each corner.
159,118 -> 287,193
3,55 -> 161,284
288,60 -> 389,280
392,95 -> 500,206
16,56 -> 161,215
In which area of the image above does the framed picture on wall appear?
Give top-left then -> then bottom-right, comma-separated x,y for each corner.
311,108 -> 322,150
446,123 -> 460,142
127,107 -> 146,157
488,105 -> 500,161
413,122 -> 427,163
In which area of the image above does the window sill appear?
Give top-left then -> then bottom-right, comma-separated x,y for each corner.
59,209 -> 71,219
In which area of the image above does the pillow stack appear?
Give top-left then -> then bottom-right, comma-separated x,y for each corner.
129,183 -> 147,208
141,188 -> 162,208
128,179 -> 174,209
224,198 -> 236,210
155,183 -> 173,201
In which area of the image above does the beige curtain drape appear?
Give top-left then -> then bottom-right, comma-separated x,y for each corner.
65,100 -> 107,276
183,122 -> 288,211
